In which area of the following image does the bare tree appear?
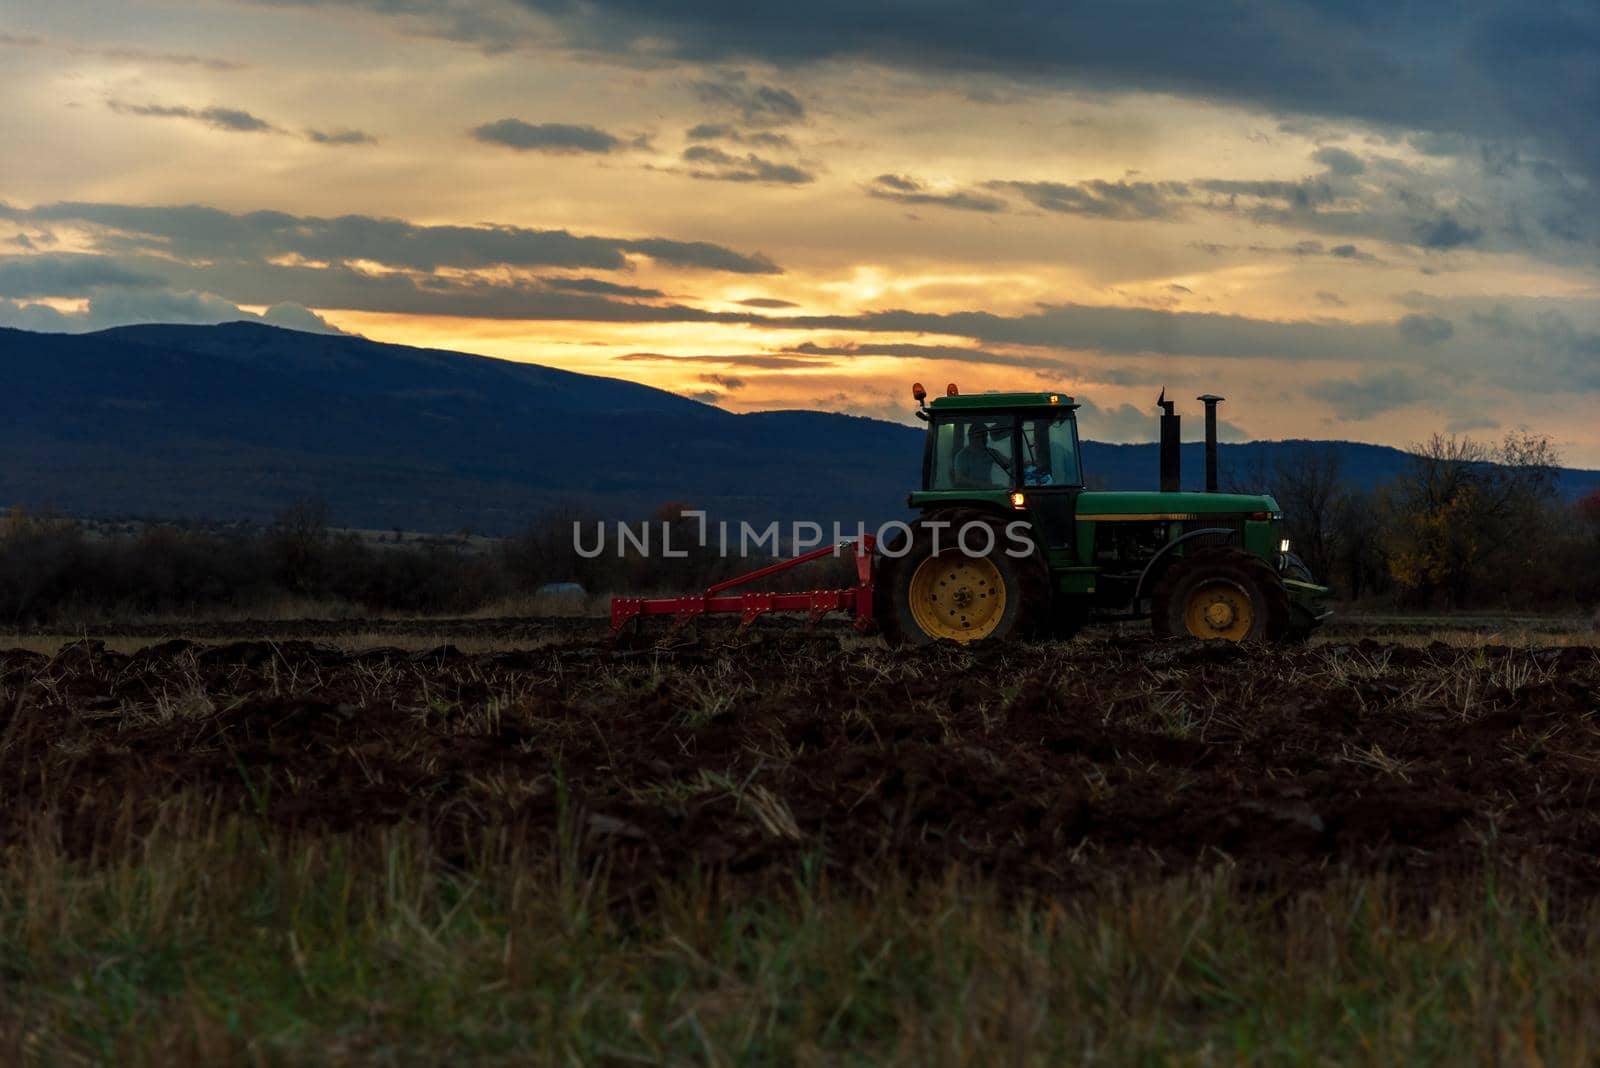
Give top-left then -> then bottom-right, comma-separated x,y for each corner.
1269,447 -> 1345,582
1333,488 -> 1387,600
1388,433 -> 1561,607
1224,446 -> 1346,583
268,497 -> 329,593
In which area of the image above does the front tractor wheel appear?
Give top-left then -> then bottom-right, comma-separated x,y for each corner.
1151,547 -> 1290,643
878,511 -> 1048,646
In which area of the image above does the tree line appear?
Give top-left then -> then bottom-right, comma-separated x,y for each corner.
1242,432 -> 1600,610
1,431 -> 1595,625
0,500 -> 846,626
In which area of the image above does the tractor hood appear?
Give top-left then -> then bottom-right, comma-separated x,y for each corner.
1074,491 -> 1281,518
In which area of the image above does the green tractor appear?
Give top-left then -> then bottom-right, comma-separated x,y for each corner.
874,384 -> 1331,645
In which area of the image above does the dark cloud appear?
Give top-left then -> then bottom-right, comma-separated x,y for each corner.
699,373 -> 745,390
867,174 -> 1007,213
7,238 -> 1594,397
19,201 -> 780,274
107,100 -> 276,133
470,119 -> 623,153
1311,146 -> 1366,176
1196,176 -> 1337,210
1183,153 -> 1535,258
736,297 -> 798,308
685,123 -> 794,149
1469,304 -> 1600,389
788,340 -> 1060,369
1091,366 -> 1165,388
1397,313 -> 1455,345
622,235 -> 780,273
540,276 -> 664,298
983,156 -> 1504,259
0,33 -> 245,70
1411,214 -> 1482,249
258,1 -> 1600,187
535,2 -> 1600,182
0,241 -> 1490,379
690,74 -> 805,127
104,258 -> 759,322
0,253 -> 165,297
615,352 -> 827,369
1207,239 -> 1383,264
1073,398 -> 1166,443
1306,371 -> 1428,420
1447,412 -> 1501,432
77,44 -> 247,71
681,145 -> 813,184
1315,290 -> 1347,307
768,303 -> 1409,364
745,132 -> 792,149
988,179 -> 1185,220
306,127 -> 377,145
107,100 -> 376,145
1410,131 -> 1472,157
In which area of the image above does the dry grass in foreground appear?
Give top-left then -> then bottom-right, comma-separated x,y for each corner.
3,814 -> 1600,1066
3,634 -> 1600,1063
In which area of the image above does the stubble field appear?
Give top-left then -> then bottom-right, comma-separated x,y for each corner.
2,622 -> 1599,1064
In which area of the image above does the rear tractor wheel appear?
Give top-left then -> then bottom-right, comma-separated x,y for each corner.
1151,547 -> 1290,643
877,511 -> 1049,646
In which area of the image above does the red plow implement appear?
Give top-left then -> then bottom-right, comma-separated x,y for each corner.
610,536 -> 877,635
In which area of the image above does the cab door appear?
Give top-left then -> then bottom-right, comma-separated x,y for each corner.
1018,411 -> 1082,558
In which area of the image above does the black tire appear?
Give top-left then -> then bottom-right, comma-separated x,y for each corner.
877,509 -> 1050,646
1151,547 -> 1291,643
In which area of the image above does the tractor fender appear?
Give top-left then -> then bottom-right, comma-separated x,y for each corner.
1133,527 -> 1238,603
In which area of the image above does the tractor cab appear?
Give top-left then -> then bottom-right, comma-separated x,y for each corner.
921,393 -> 1083,492
909,388 -> 1087,564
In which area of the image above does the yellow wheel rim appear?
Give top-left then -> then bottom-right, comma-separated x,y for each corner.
908,554 -> 1006,641
1182,580 -> 1254,641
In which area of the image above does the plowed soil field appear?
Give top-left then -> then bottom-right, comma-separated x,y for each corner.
5,634 -> 1598,898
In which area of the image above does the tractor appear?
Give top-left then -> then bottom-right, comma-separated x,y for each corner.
610,386 -> 1331,644
873,385 -> 1330,644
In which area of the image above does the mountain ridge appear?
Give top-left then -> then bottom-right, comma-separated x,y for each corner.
2,322 -> 1595,532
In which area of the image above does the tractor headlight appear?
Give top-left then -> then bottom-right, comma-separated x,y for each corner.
1279,538 -> 1291,553
1010,492 -> 1026,509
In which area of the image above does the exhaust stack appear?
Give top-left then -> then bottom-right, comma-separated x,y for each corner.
1197,394 -> 1224,492
1157,391 -> 1180,493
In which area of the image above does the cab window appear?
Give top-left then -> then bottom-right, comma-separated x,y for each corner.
930,415 -> 1015,490
1020,412 -> 1082,486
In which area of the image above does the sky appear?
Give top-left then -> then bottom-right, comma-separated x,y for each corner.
1,0 -> 1598,461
